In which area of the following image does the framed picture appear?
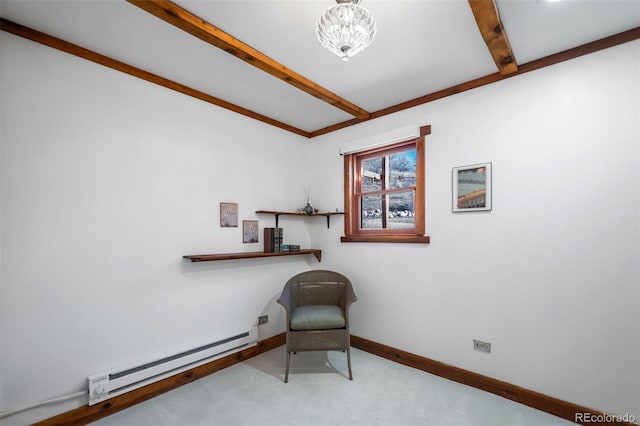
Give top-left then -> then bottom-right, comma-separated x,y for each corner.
242,220 -> 259,243
453,162 -> 492,212
220,202 -> 238,227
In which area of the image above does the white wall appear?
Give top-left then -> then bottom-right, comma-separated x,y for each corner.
1,29 -> 638,425
309,40 -> 640,420
0,33 -> 315,425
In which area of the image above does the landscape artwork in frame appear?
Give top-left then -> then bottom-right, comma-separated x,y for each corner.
220,202 -> 238,227
453,163 -> 492,212
243,220 -> 259,243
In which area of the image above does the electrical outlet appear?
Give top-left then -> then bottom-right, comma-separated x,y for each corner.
258,315 -> 268,325
473,339 -> 491,353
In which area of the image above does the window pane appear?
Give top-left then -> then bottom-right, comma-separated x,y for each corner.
361,157 -> 383,193
360,194 -> 383,229
388,191 -> 415,229
389,150 -> 416,189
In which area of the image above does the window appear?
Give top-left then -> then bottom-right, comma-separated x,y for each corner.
342,125 -> 430,243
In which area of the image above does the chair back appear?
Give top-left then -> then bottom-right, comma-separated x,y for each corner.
280,270 -> 356,312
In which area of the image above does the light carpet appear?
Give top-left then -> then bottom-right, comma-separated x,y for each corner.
90,346 -> 575,426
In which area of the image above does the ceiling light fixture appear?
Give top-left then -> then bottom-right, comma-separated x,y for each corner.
316,0 -> 377,62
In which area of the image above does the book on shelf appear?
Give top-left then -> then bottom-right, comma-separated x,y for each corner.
281,245 -> 300,252
263,227 -> 283,253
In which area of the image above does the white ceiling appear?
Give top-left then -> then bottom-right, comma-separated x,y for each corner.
1,0 -> 639,136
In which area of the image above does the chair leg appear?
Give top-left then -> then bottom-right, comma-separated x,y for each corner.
346,346 -> 353,380
284,350 -> 291,383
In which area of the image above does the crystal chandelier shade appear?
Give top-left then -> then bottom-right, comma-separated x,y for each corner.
316,0 -> 376,62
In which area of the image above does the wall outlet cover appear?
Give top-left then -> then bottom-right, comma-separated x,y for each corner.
473,339 -> 491,353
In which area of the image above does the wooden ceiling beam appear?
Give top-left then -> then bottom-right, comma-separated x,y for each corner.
310,26 -> 640,137
0,18 -> 311,138
126,0 -> 370,120
468,0 -> 518,75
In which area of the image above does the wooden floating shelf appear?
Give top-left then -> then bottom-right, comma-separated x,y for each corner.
256,210 -> 344,228
183,249 -> 322,263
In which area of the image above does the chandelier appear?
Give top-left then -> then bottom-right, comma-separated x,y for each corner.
316,0 -> 377,62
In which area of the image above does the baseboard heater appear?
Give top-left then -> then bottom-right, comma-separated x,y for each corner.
88,327 -> 258,405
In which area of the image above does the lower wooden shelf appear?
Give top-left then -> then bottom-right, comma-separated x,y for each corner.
183,249 -> 321,263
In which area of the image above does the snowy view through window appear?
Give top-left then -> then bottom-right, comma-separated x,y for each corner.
360,149 -> 416,229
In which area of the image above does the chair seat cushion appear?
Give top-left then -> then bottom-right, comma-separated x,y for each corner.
290,305 -> 345,331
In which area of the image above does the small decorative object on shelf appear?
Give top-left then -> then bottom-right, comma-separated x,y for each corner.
303,202 -> 314,215
302,186 -> 314,215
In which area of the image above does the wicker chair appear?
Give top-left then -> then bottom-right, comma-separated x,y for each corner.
277,270 -> 357,383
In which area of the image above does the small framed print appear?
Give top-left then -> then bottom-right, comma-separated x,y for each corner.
220,202 -> 238,227
242,220 -> 259,243
453,162 -> 492,212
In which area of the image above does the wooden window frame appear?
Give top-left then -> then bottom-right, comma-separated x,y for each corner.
341,125 -> 431,244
